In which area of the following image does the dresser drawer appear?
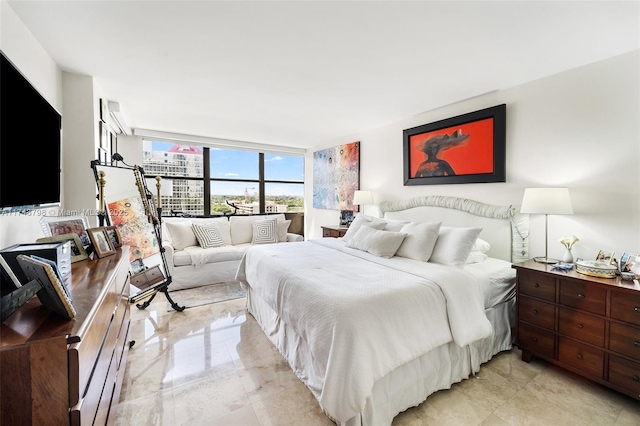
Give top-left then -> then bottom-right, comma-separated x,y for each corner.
610,290 -> 640,326
558,337 -> 604,378
519,271 -> 556,302
558,308 -> 605,347
559,280 -> 606,315
609,322 -> 640,361
608,355 -> 640,396
518,322 -> 555,359
518,296 -> 555,330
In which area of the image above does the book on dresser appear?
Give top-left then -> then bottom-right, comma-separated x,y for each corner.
512,260 -> 640,402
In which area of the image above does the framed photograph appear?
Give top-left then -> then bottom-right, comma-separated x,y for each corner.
40,215 -> 91,247
130,258 -> 146,274
620,253 -> 638,272
36,233 -> 89,263
104,226 -> 122,248
87,227 -> 116,258
340,210 -> 354,226
595,249 -> 615,264
403,104 -> 506,186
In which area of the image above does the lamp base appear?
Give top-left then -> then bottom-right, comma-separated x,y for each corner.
533,256 -> 559,264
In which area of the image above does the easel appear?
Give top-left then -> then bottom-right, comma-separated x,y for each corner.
91,160 -> 185,312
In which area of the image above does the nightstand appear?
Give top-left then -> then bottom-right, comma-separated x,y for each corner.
321,225 -> 349,238
512,260 -> 640,401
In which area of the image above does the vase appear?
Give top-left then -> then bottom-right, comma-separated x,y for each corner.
562,247 -> 574,263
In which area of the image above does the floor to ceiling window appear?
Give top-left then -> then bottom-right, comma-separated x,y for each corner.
142,141 -> 304,216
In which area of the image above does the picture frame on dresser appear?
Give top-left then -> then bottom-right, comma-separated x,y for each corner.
87,227 -> 116,258
36,233 -> 89,263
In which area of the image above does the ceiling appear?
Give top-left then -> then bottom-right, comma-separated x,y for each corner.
8,1 -> 640,150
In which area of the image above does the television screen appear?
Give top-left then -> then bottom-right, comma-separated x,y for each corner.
1,51 -> 62,208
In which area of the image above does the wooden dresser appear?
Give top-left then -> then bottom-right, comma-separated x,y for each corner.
513,260 -> 640,401
1,247 -> 132,425
321,225 -> 348,238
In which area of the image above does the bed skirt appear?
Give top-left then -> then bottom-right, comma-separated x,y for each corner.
245,286 -> 515,426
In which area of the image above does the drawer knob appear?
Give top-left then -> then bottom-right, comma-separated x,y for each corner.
533,283 -> 540,288
577,324 -> 584,329
533,310 -> 539,315
635,307 -> 640,313
576,354 -> 583,360
633,375 -> 639,382
634,341 -> 640,348
578,293 -> 585,299
532,337 -> 538,343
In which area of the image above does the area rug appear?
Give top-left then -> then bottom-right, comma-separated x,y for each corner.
167,281 -> 246,311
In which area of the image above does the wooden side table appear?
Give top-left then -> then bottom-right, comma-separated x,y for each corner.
321,225 -> 349,238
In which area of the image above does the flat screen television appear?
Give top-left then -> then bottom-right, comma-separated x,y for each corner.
1,51 -> 62,209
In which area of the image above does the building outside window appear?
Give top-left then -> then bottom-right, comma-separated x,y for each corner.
142,141 -> 304,216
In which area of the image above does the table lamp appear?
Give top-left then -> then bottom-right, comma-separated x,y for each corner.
520,188 -> 573,263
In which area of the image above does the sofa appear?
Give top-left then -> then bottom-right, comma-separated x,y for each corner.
160,214 -> 303,290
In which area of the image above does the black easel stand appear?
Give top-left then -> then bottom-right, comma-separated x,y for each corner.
128,205 -> 185,312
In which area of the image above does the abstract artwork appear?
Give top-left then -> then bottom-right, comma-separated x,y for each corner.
403,104 -> 506,185
313,141 -> 360,210
107,196 -> 159,261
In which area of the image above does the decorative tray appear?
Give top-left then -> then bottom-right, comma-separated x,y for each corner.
575,260 -> 617,279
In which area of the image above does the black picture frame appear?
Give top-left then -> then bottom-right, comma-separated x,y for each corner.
403,104 -> 506,186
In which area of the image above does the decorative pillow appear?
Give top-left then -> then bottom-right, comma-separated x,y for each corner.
466,251 -> 489,264
383,219 -> 410,232
342,213 -> 386,242
251,218 -> 279,244
202,219 -> 232,246
164,220 -> 197,251
345,225 -> 407,258
278,220 -> 292,242
191,222 -> 225,248
395,222 -> 442,262
429,227 -> 482,267
473,238 -> 491,254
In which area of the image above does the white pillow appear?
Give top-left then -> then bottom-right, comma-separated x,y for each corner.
345,226 -> 407,258
473,238 -> 491,254
165,220 -> 197,250
251,218 -> 279,244
466,251 -> 489,264
278,220 -> 292,242
191,222 -> 225,248
201,219 -> 232,246
343,213 -> 386,242
395,222 -> 442,262
429,227 -> 482,267
384,219 -> 410,232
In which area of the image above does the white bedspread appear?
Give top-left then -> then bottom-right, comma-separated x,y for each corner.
236,238 -> 492,422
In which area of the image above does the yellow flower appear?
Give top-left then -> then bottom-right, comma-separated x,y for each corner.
559,235 -> 579,249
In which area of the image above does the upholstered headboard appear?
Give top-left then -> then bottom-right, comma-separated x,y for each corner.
378,196 -> 529,263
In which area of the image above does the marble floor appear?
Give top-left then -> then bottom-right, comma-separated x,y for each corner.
112,294 -> 640,426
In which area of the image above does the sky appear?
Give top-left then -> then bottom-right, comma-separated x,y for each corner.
147,141 -> 304,196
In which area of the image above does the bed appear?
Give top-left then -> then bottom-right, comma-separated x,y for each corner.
236,196 -> 529,425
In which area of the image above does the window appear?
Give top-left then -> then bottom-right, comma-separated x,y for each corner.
143,142 -> 304,216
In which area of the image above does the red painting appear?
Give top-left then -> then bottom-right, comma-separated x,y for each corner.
403,105 -> 506,186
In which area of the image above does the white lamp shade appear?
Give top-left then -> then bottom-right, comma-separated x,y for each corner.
353,190 -> 373,205
520,188 -> 573,215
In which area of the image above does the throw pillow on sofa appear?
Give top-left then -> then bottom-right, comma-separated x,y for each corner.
252,218 -> 279,244
165,220 -> 197,250
278,219 -> 292,242
192,222 -> 225,248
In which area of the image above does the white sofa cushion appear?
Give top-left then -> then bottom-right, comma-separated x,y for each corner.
173,245 -> 244,267
165,220 -> 197,250
278,220 -> 292,242
229,214 -> 286,245
192,217 -> 232,245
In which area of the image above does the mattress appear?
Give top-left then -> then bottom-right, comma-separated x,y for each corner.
465,257 -> 516,308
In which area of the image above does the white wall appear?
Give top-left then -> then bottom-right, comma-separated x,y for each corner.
0,0 -> 103,248
306,50 -> 640,262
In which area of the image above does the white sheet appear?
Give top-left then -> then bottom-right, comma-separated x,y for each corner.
236,238 -> 493,422
465,257 -> 516,308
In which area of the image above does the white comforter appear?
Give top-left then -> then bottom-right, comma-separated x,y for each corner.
236,238 -> 491,422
